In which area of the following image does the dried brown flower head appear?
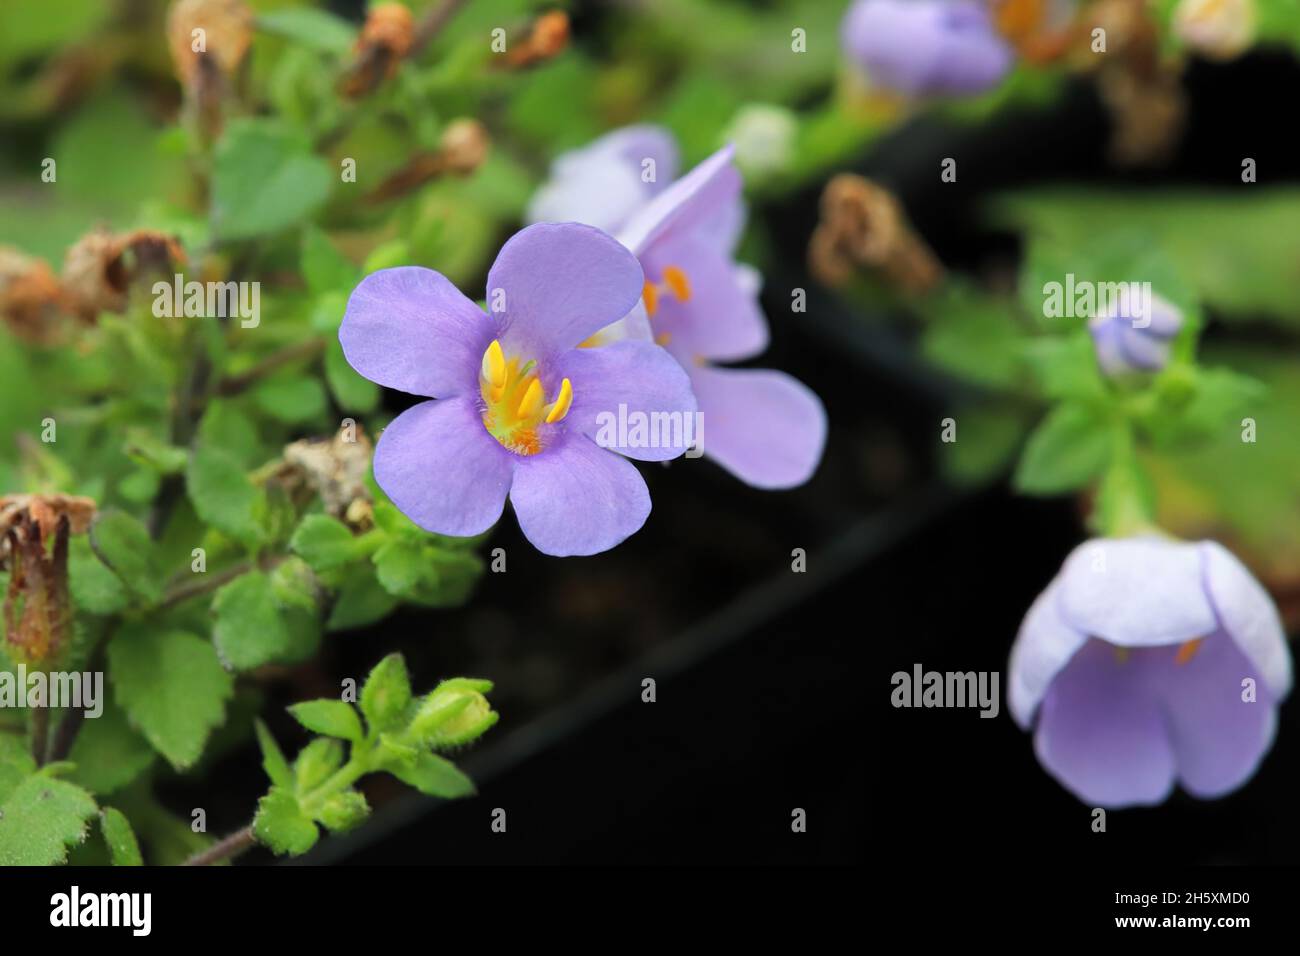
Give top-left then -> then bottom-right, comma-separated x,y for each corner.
61,228 -> 186,322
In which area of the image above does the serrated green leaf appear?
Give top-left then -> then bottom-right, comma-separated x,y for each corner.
187,443 -> 264,547
67,702 -> 154,795
253,786 -> 319,856
89,511 -> 162,604
1014,403 -> 1116,495
108,625 -> 234,771
290,514 -> 363,572
327,564 -> 399,631
387,751 -> 476,799
301,226 -> 359,294
213,119 -> 333,240
213,571 -> 319,671
99,806 -> 143,866
0,775 -> 98,865
254,719 -> 293,788
69,537 -> 131,615
253,374 -> 328,425
288,699 -> 363,742
361,653 -> 411,733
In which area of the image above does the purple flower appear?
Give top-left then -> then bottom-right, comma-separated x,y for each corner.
1009,537 -> 1292,808
339,223 -> 697,557
841,0 -> 1014,96
526,126 -> 679,236
1089,292 -> 1183,376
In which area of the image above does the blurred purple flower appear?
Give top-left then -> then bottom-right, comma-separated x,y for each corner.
1088,291 -> 1183,376
526,126 -> 679,236
339,223 -> 696,557
841,0 -> 1014,96
1009,536 -> 1292,808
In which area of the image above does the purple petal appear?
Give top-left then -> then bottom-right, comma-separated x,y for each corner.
1033,637 -> 1177,807
618,146 -> 740,258
1056,537 -> 1219,647
687,366 -> 827,489
488,223 -> 645,361
527,125 -> 680,235
647,235 -> 769,363
373,397 -> 514,536
1200,541 -> 1292,697
1150,632 -> 1279,798
550,340 -> 698,462
1008,578 -> 1089,729
339,267 -> 492,399
509,433 -> 651,556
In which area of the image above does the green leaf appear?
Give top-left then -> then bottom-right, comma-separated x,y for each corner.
1014,403 -> 1116,495
0,775 -> 98,865
293,738 -> 344,793
212,119 -> 333,240
315,789 -> 370,832
325,339 -> 381,412
67,703 -> 154,795
291,514 -> 363,572
301,226 -> 358,295
99,806 -> 143,866
253,787 -> 319,857
919,287 -> 1025,389
198,399 -> 262,468
254,719 -> 293,789
89,511 -> 162,604
187,443 -> 264,547
387,752 -> 476,799
0,733 -> 36,803
326,565 -> 400,631
253,374 -> 329,425
108,625 -> 234,771
213,571 -> 319,671
288,699 -> 364,743
69,537 -> 131,615
361,653 -> 412,733
257,7 -> 357,53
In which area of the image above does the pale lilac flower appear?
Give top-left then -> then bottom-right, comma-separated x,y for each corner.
339,223 -> 696,557
1009,537 -> 1292,808
841,0 -> 1014,96
532,131 -> 827,489
1088,292 -> 1183,376
526,126 -> 679,236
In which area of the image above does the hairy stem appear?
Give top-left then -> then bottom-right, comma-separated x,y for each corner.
181,825 -> 256,867
215,338 -> 326,397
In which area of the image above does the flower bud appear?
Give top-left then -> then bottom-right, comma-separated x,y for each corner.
1088,292 -> 1183,377
410,678 -> 498,747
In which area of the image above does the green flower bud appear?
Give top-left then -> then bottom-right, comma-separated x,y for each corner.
409,678 -> 497,748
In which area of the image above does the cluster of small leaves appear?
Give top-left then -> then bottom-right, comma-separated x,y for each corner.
252,654 -> 496,857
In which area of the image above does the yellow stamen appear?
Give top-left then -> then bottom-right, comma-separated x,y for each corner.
1175,639 -> 1204,666
544,377 -> 573,423
481,339 -> 506,390
642,280 -> 659,317
662,265 -> 691,302
654,332 -> 672,346
516,378 -> 544,420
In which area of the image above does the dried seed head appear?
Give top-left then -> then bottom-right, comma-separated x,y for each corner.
0,247 -> 68,344
61,229 -> 185,322
809,175 -> 942,292
503,10 -> 570,68
166,0 -> 254,87
438,119 -> 491,175
282,425 -> 374,523
339,2 -> 416,98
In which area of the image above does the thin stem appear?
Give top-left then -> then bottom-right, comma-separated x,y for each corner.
182,825 -> 256,866
47,707 -> 84,763
411,0 -> 470,56
30,705 -> 49,766
215,338 -> 326,397
160,554 -> 286,610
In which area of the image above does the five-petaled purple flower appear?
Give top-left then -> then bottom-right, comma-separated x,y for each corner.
531,131 -> 827,490
1089,291 -> 1183,377
841,0 -> 1014,97
1009,536 -> 1292,808
339,223 -> 696,557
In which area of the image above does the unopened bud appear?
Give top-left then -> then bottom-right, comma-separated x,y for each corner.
410,678 -> 497,747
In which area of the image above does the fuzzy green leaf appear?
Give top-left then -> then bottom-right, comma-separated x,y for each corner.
108,625 -> 234,771
290,514 -> 363,572
89,510 -> 162,604
1014,403 -> 1116,495
288,699 -> 363,742
187,443 -> 265,547
360,653 -> 412,733
0,774 -> 98,865
387,752 -> 476,799
213,571 -> 318,671
99,806 -> 143,866
254,719 -> 293,788
67,702 -> 154,795
253,786 -> 319,857
212,119 -> 333,240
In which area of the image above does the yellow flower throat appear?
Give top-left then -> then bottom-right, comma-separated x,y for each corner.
479,339 -> 572,456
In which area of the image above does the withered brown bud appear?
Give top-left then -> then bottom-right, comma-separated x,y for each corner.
166,0 -> 254,87
0,496 -> 93,667
366,118 -> 491,203
808,175 -> 942,293
61,228 -> 186,322
281,425 -> 374,527
1097,67 -> 1187,167
339,2 -> 416,98
0,247 -> 68,344
503,10 -> 570,69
